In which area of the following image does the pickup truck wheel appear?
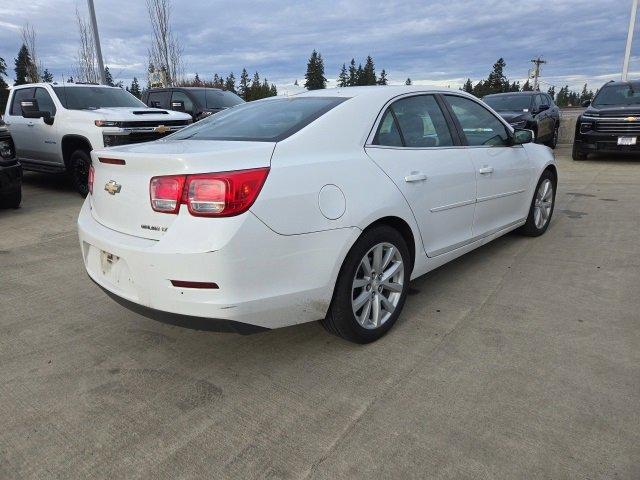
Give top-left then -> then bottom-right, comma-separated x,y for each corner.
1,187 -> 22,209
572,142 -> 587,161
69,149 -> 91,197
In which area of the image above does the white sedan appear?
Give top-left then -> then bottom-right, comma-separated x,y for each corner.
78,86 -> 556,343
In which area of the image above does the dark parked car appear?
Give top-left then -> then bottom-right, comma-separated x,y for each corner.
573,80 -> 640,160
483,91 -> 560,149
0,119 -> 22,208
142,87 -> 244,122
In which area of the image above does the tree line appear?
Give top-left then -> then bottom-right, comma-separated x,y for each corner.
304,50 -> 392,90
179,69 -> 277,101
461,58 -> 595,107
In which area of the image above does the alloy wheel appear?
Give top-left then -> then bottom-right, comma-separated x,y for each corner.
351,242 -> 404,329
533,179 -> 553,229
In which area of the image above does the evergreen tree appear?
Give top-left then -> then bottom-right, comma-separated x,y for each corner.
521,79 -> 533,91
14,44 -> 31,86
129,77 -> 141,98
405,78 -> 412,85
509,81 -> 521,92
248,71 -> 261,101
547,85 -> 555,100
41,69 -> 54,82
269,84 -> 278,96
462,78 -> 473,93
67,76 -> 74,83
486,57 -> 508,93
579,83 -> 594,104
225,72 -> 236,93
355,64 -> 364,86
337,63 -> 348,87
104,67 -> 114,86
348,59 -> 357,86
293,79 -> 298,86
304,50 -> 326,90
238,68 -> 250,100
362,56 -> 376,85
0,57 -> 8,90
377,69 -> 388,86
193,73 -> 202,86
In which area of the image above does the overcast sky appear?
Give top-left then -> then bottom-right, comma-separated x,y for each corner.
0,0 -> 637,92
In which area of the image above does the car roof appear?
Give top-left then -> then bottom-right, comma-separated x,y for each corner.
294,85 -> 472,101
484,91 -> 540,97
600,80 -> 640,87
9,83 -> 120,90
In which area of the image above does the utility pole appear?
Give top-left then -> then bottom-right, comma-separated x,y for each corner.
87,0 -> 107,85
622,0 -> 639,81
530,57 -> 546,91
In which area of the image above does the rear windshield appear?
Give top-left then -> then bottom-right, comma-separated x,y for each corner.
483,95 -> 532,111
592,84 -> 640,106
189,89 -> 244,109
169,97 -> 348,142
52,86 -> 146,110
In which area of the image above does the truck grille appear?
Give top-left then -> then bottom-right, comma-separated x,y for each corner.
119,120 -> 190,128
103,132 -> 172,147
595,120 -> 640,135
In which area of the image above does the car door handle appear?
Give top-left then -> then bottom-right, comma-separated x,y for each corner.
478,166 -> 494,175
27,122 -> 35,127
404,172 -> 428,183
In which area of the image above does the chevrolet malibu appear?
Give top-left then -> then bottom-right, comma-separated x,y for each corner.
78,86 -> 557,343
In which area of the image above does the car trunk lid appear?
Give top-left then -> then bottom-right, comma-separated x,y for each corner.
89,140 -> 275,240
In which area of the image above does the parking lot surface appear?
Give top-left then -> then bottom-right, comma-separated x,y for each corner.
1,147 -> 639,479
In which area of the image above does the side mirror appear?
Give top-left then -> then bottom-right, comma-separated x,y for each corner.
512,128 -> 533,145
21,99 -> 54,125
170,100 -> 185,112
538,104 -> 550,112
581,100 -> 591,107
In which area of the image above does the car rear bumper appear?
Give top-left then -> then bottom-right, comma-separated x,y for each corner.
77,199 -> 359,329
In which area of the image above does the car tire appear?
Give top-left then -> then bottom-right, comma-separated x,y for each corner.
546,123 -> 559,149
69,149 -> 91,197
1,186 -> 22,209
572,142 -> 587,161
518,170 -> 556,237
322,225 -> 411,343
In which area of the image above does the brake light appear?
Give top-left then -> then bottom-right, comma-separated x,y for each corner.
150,175 -> 185,213
149,168 -> 269,217
88,165 -> 95,195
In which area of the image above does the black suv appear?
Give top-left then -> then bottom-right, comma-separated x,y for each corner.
483,91 -> 560,149
142,87 -> 244,122
0,119 -> 22,208
573,80 -> 640,160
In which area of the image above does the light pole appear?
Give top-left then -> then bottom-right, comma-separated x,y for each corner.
87,0 -> 107,85
622,0 -> 639,81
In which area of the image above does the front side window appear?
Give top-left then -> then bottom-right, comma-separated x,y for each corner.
171,91 -> 194,114
169,97 -> 348,142
206,90 -> 244,109
446,95 -> 510,147
10,88 -> 34,115
374,95 -> 453,148
35,88 -> 57,116
52,86 -> 146,110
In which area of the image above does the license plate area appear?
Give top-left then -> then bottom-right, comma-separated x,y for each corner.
617,136 -> 637,146
85,245 -> 137,300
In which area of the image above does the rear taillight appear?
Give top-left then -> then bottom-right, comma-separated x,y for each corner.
150,175 -> 186,213
88,165 -> 95,195
149,168 -> 269,217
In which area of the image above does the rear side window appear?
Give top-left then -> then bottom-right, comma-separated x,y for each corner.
446,95 -> 510,146
147,91 -> 170,109
374,95 -> 453,148
10,88 -> 34,115
170,97 -> 348,142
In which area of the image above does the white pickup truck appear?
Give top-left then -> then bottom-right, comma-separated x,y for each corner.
3,83 -> 192,195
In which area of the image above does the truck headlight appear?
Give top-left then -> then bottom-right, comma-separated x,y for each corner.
0,140 -> 14,159
94,120 -> 121,127
580,122 -> 593,133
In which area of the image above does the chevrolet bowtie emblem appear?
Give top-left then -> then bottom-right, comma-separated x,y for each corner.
154,125 -> 170,134
626,116 -> 637,121
104,180 -> 122,195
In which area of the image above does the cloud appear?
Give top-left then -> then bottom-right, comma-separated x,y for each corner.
0,0 -> 635,91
